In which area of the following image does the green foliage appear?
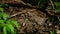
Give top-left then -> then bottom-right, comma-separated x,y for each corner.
48,17 -> 55,22
47,6 -> 52,9
50,31 -> 55,34
0,3 -> 9,7
3,26 -> 7,34
53,0 -> 60,2
0,8 -> 4,12
0,13 -> 18,34
7,19 -> 19,28
54,2 -> 60,12
2,13 -> 9,20
0,4 -> 18,34
7,24 -> 15,34
54,2 -> 60,6
0,13 -> 9,20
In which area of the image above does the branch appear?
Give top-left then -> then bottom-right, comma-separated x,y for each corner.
50,0 -> 55,9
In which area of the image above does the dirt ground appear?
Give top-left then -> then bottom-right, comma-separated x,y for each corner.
0,0 -> 60,34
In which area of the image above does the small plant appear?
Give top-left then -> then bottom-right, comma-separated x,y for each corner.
0,4 -> 19,34
0,3 -> 9,7
48,17 -> 55,22
50,30 -> 55,34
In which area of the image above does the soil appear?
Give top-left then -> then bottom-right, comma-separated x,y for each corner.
0,0 -> 60,34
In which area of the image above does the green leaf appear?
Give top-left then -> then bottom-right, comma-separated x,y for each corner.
48,17 -> 55,22
3,26 -> 7,34
0,19 -> 4,24
7,19 -> 18,28
50,31 -> 54,34
54,2 -> 60,12
7,24 -> 14,34
2,13 -> 9,20
2,4 -> 8,7
0,4 -> 2,7
47,6 -> 52,9
55,6 -> 60,12
0,13 -> 9,20
4,4 -> 8,6
0,24 -> 4,29
0,23 -> 5,28
0,4 -> 8,7
0,13 -> 2,16
11,20 -> 18,28
54,2 -> 60,7
0,8 -> 4,12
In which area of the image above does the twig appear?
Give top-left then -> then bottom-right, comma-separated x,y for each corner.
9,10 -> 27,18
50,0 -> 55,9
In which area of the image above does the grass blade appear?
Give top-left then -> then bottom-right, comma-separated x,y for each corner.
3,26 -> 7,34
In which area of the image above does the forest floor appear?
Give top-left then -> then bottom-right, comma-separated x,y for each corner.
1,0 -> 60,34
